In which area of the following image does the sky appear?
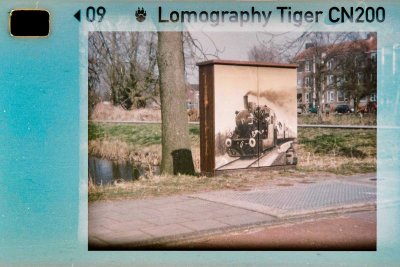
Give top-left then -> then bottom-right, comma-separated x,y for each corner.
185,31 -> 369,84
185,31 -> 298,83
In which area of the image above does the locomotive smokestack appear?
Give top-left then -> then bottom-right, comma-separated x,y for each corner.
243,95 -> 249,110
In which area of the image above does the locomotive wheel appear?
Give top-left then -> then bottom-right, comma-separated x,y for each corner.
225,138 -> 232,147
249,138 -> 256,147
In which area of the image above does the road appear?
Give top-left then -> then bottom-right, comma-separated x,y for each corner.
168,210 -> 376,250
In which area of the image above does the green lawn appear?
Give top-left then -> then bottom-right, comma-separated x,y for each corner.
89,122 -> 200,146
89,123 -> 375,159
298,113 -> 376,125
88,122 -> 376,175
88,123 -> 376,201
298,128 -> 376,158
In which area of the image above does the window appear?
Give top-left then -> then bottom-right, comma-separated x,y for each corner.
305,92 -> 310,103
297,77 -> 303,86
297,94 -> 302,103
305,77 -> 310,87
327,75 -> 334,86
370,52 -> 377,63
327,59 -> 334,70
337,91 -> 347,102
305,60 -> 310,72
336,76 -> 342,86
329,91 -> 335,102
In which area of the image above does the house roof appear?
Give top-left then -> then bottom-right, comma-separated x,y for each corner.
294,35 -> 377,61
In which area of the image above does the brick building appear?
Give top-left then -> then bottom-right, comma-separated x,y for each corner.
294,34 -> 377,113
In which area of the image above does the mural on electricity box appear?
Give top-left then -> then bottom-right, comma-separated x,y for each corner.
213,64 -> 298,170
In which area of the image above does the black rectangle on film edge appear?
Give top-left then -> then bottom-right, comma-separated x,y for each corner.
9,10 -> 50,37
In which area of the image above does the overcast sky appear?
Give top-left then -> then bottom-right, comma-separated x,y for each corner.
185,31 -> 301,84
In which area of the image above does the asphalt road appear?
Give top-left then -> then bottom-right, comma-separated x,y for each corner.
167,210 -> 376,251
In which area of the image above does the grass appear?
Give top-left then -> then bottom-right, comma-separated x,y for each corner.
298,113 -> 376,125
88,123 -> 376,202
89,123 -> 162,146
88,169 -> 286,202
299,129 -> 376,158
296,128 -> 376,175
88,122 -> 200,170
90,102 -> 161,121
89,122 -> 200,146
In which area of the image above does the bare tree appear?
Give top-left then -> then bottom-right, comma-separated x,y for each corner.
248,43 -> 286,63
256,32 -> 374,115
157,32 -> 195,175
331,40 -> 377,110
88,32 -> 159,109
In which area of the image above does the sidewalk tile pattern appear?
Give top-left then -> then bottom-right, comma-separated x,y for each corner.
195,181 -> 375,211
89,180 -> 376,247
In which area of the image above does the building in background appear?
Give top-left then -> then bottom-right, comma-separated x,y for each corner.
294,33 -> 377,113
186,83 -> 200,110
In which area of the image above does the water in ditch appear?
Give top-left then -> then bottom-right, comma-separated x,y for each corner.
88,156 -> 157,185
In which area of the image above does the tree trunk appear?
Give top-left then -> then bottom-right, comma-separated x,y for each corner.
157,31 -> 195,175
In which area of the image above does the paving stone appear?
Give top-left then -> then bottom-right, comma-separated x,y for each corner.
89,228 -> 115,241
113,211 -> 154,221
89,177 -> 376,246
97,229 -> 152,243
89,225 -> 113,237
88,236 -> 108,246
213,207 -> 252,217
141,224 -> 193,238
88,216 -> 120,228
102,219 -> 154,232
142,196 -> 191,206
182,210 -> 224,220
192,181 -> 376,217
215,212 -> 276,226
143,215 -> 193,226
180,219 -> 229,231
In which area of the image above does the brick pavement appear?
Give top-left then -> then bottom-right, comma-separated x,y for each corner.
89,195 -> 276,248
88,173 -> 376,249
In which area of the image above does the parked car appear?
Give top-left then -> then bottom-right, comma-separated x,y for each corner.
308,106 -> 318,114
335,104 -> 352,114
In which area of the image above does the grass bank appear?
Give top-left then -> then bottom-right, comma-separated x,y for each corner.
88,122 -> 200,170
296,128 -> 376,175
88,123 -> 376,201
298,113 -> 376,125
88,170 -> 282,202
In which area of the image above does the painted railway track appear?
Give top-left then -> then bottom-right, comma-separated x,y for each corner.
215,156 -> 259,171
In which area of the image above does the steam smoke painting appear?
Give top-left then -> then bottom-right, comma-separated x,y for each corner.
214,63 -> 298,170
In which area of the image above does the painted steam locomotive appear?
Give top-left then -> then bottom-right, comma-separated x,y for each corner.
225,95 -> 295,157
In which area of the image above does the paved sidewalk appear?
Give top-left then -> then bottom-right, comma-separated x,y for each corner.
89,173 -> 376,249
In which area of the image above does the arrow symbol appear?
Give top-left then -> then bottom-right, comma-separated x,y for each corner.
74,10 -> 81,22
